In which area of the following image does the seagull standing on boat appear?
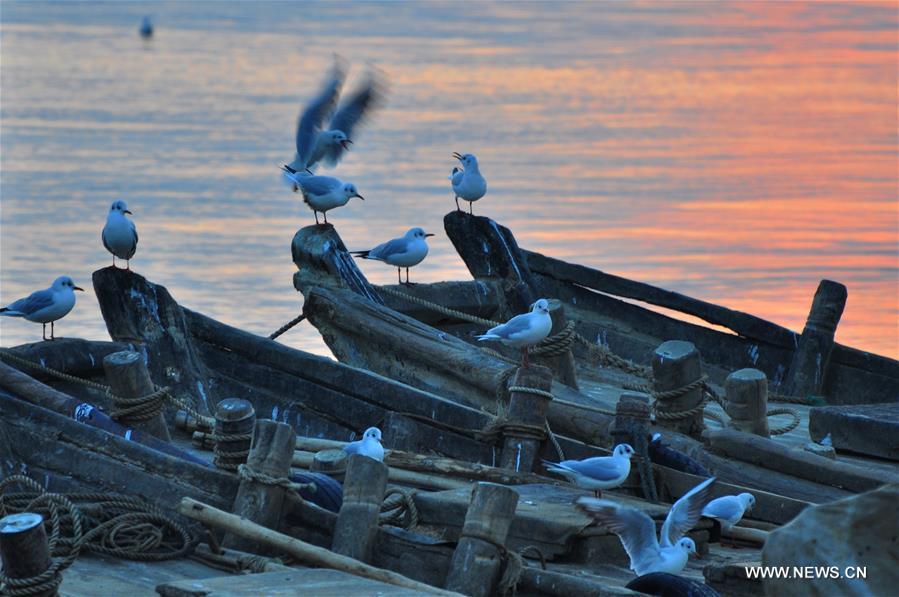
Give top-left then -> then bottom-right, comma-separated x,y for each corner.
102,200 -> 138,270
543,444 -> 634,497
449,152 -> 487,214
576,477 -> 717,576
702,492 -> 755,546
0,276 -> 84,341
284,172 -> 364,225
351,227 -> 434,285
343,427 -> 384,462
476,298 -> 552,367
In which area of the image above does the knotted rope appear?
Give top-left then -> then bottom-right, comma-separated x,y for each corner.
0,475 -> 195,596
236,465 -> 317,499
379,488 -> 419,529
0,350 -> 215,430
212,432 -> 254,471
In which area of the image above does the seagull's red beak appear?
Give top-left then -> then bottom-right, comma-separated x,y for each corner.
124,210 -> 133,215
74,286 -> 85,292
341,139 -> 353,150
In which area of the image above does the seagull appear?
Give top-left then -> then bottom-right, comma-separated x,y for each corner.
0,276 -> 84,341
476,298 -> 552,367
449,152 -> 487,214
102,200 -> 138,270
576,477 -> 717,576
543,444 -> 635,497
351,227 -> 434,285
343,427 -> 384,462
284,61 -> 385,179
139,16 -> 153,39
702,492 -> 755,546
283,172 -> 364,225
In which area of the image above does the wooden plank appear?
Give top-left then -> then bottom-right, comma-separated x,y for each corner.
157,569 -> 426,597
292,223 -> 382,303
2,338 -> 129,380
523,249 -> 798,348
808,403 -> 899,462
703,427 -> 898,492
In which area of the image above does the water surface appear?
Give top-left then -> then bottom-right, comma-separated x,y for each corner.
2,1 -> 896,358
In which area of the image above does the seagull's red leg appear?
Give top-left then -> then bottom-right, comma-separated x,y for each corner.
50,321 -> 55,340
42,323 -> 47,341
397,268 -> 402,284
522,347 -> 529,368
455,196 -> 461,211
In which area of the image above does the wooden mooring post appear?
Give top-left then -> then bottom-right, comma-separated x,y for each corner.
444,483 -> 520,597
651,340 -> 705,438
785,280 -> 847,398
103,350 -> 171,442
223,420 -> 296,554
0,512 -> 55,597
500,365 -> 554,473
331,454 -> 389,563
725,368 -> 769,437
311,449 -> 349,483
610,392 -> 657,501
213,398 -> 255,471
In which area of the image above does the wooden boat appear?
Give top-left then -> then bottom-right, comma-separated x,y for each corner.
0,211 -> 896,596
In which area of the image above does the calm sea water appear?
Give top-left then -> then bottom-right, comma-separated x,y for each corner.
2,1 -> 897,359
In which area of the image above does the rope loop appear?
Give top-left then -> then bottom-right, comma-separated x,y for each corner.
379,488 -> 419,529
236,464 -> 317,498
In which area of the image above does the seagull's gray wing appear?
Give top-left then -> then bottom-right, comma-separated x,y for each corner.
660,476 -> 716,547
131,222 -> 139,256
5,289 -> 54,315
451,168 -> 464,186
296,175 -> 341,196
485,312 -> 533,339
577,499 -> 662,573
562,457 -> 624,482
322,70 -> 386,167
296,63 -> 346,166
343,440 -> 362,455
702,496 -> 742,521
369,237 -> 409,261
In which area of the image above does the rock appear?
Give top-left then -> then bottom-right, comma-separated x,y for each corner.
761,484 -> 899,596
809,403 -> 899,462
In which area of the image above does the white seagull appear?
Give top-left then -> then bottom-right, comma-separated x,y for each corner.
449,152 -> 487,214
576,477 -> 717,576
283,172 -> 364,225
0,276 -> 84,341
544,444 -> 635,497
351,227 -> 434,285
702,492 -> 755,546
102,200 -> 138,270
477,298 -> 552,367
343,427 -> 384,462
284,61 -> 385,179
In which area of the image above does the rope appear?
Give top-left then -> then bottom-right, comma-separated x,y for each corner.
108,385 -> 170,424
212,432 -> 254,471
0,475 -> 194,596
236,465 -> 317,499
269,314 -> 307,340
379,488 -> 419,529
457,530 -> 525,596
0,349 -> 215,430
378,285 -> 499,328
766,407 -> 802,435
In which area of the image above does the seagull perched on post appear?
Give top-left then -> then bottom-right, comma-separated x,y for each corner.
283,60 -> 385,182
102,200 -> 138,270
0,276 -> 84,341
576,477 -> 717,576
283,172 -> 364,225
476,299 -> 552,367
351,227 -> 434,285
543,444 -> 635,497
449,152 -> 487,214
343,427 -> 384,462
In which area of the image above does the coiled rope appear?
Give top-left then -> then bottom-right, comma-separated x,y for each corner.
0,475 -> 195,596
379,488 -> 419,529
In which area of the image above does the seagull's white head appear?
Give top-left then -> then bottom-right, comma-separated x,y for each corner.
406,227 -> 435,240
452,152 -> 479,169
531,299 -> 550,315
53,276 -> 84,292
362,427 -> 382,442
739,493 -> 756,511
343,183 -> 364,201
613,443 -> 635,459
328,129 -> 351,151
677,537 -> 697,555
110,200 -> 132,215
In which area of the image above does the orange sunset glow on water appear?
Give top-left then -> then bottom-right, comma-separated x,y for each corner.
1,2 -> 897,360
